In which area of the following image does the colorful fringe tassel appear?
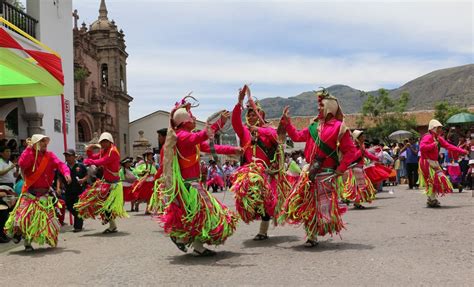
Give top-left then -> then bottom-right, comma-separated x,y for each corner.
278,171 -> 347,239
229,162 -> 276,223
74,180 -> 128,221
418,159 -> 453,197
342,168 -> 376,204
4,193 -> 60,247
159,155 -> 238,246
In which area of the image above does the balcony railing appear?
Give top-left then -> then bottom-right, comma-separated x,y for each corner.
0,0 -> 38,37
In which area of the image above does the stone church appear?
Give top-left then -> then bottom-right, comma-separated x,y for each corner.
73,0 -> 132,156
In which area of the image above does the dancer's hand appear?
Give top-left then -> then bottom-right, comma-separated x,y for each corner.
220,110 -> 230,125
64,175 -> 72,184
281,106 -> 290,122
239,85 -> 248,106
235,147 -> 244,155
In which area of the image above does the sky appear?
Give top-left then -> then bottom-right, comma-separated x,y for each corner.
71,0 -> 473,121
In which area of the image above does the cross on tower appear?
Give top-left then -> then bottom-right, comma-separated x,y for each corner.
72,9 -> 79,29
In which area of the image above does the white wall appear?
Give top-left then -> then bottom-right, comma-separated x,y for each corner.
129,111 -> 205,157
26,0 -> 74,155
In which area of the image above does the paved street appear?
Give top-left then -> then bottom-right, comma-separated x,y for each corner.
1,185 -> 472,286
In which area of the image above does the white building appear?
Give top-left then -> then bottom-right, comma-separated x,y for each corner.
0,0 -> 74,155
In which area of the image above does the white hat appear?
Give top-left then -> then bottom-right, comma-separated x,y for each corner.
173,107 -> 192,127
98,132 -> 114,143
352,130 -> 364,140
428,119 -> 443,131
30,134 -> 50,145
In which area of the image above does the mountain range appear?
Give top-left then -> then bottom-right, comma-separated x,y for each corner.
259,64 -> 474,119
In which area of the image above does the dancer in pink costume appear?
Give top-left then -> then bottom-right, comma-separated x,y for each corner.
342,130 -> 379,209
419,120 -> 467,207
156,96 -> 241,256
278,89 -> 360,247
230,85 -> 289,241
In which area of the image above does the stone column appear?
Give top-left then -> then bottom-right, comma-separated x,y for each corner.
22,112 -> 44,135
132,130 -> 150,159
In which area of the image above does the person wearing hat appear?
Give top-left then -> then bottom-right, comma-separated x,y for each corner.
130,148 -> 156,213
279,89 -> 361,247
340,130 -> 380,209
156,95 -> 240,256
419,120 -> 468,207
119,158 -> 138,211
75,132 -> 127,233
4,134 -> 71,251
60,149 -> 88,232
229,85 -> 289,241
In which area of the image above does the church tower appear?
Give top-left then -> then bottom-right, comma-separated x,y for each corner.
74,0 -> 133,156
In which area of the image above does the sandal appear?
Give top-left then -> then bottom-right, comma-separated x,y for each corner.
253,234 -> 269,241
24,245 -> 34,252
103,228 -> 118,234
193,248 -> 216,257
304,239 -> 318,248
354,204 -> 366,209
170,237 -> 188,253
12,233 -> 22,244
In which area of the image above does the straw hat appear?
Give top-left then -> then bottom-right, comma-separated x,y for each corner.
352,130 -> 364,140
98,132 -> 114,143
30,134 -> 50,145
428,119 -> 443,131
173,107 -> 193,127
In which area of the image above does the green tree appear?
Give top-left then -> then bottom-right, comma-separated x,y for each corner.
358,89 -> 417,142
433,101 -> 470,125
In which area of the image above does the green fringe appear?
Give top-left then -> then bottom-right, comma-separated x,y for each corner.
98,182 -> 128,219
4,193 -> 60,247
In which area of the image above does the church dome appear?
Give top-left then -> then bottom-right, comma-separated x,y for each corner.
89,0 -> 112,31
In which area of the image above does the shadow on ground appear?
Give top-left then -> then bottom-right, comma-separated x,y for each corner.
374,196 -> 397,200
80,231 -> 131,238
349,206 -> 379,211
168,250 -> 259,268
7,246 -> 81,257
288,241 -> 374,252
242,235 -> 301,248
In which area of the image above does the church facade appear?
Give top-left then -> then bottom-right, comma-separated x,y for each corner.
73,0 -> 132,156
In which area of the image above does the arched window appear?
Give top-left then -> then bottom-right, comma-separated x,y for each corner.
77,120 -> 91,142
101,64 -> 108,87
120,65 -> 125,91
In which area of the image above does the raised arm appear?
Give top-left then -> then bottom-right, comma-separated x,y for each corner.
280,106 -> 308,142
439,136 -> 468,156
18,146 -> 35,171
232,103 -> 246,139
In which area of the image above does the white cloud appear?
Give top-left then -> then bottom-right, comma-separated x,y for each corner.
126,47 -> 468,120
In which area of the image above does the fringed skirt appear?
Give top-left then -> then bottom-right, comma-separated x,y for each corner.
206,174 -> 225,188
342,167 -> 376,203
132,176 -> 155,202
419,158 -> 453,197
4,193 -> 60,247
364,163 -> 392,185
229,162 -> 277,223
122,182 -> 137,202
159,180 -> 238,246
74,180 -> 128,222
278,171 -> 347,239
